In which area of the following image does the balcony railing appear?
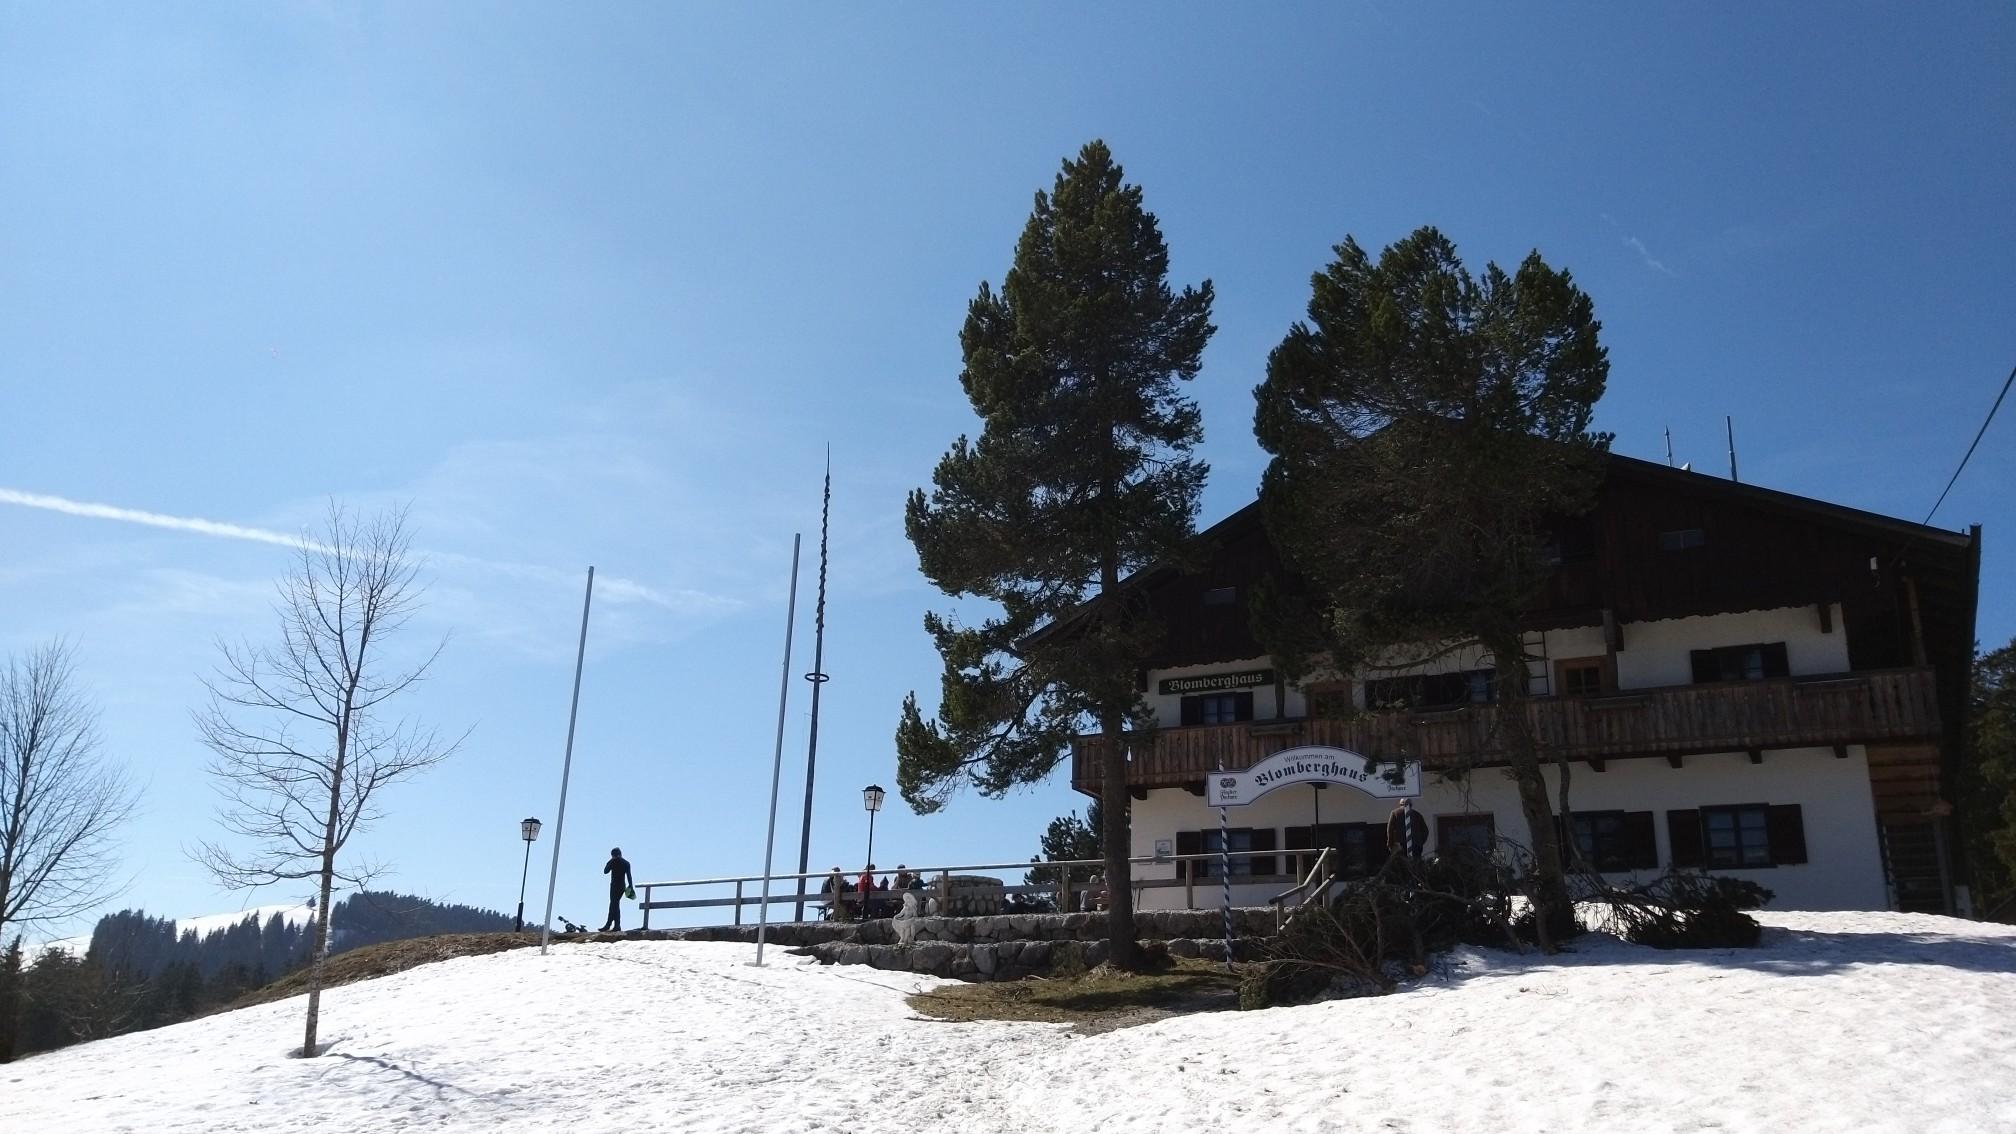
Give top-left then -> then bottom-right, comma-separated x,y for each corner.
1070,666 -> 1942,794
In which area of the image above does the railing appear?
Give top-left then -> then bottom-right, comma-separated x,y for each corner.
1269,845 -> 1338,933
632,850 -> 1298,930
1072,666 -> 1942,793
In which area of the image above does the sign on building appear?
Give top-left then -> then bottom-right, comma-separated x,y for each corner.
1206,745 -> 1421,807
1158,668 -> 1275,696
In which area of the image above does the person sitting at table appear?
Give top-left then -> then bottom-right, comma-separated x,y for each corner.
891,865 -> 915,891
821,866 -> 850,920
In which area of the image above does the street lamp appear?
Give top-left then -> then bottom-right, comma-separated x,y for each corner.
515,817 -> 542,932
862,784 -> 885,869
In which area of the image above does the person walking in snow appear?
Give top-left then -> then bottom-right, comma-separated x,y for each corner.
601,847 -> 634,932
1386,798 -> 1428,863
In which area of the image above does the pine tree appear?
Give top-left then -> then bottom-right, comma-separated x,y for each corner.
1252,225 -> 1610,949
1962,639 -> 2016,918
898,140 -> 1214,968
1023,804 -> 1103,902
0,936 -> 22,1061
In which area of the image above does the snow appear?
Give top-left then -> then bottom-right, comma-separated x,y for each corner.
40,901 -> 318,957
5,911 -> 2014,1133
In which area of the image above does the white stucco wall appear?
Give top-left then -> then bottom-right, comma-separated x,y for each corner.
1138,603 -> 1847,726
1127,745 -> 1886,911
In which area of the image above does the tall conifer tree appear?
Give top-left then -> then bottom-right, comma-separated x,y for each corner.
898,141 -> 1214,967
1253,226 -> 1609,948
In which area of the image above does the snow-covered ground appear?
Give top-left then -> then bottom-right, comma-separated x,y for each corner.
5,911 -> 2013,1133
41,900 -> 318,956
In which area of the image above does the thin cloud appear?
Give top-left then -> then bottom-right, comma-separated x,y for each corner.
1599,213 -> 1675,277
0,487 -> 731,616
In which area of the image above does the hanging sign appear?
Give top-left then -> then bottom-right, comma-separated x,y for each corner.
1159,668 -> 1274,696
1206,745 -> 1421,807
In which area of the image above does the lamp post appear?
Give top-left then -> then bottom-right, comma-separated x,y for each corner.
515,817 -> 542,932
862,784 -> 885,869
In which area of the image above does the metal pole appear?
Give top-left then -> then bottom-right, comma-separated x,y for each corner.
794,454 -> 833,921
1726,415 -> 1739,483
752,535 -> 803,967
515,840 -> 533,932
866,808 -> 877,869
1218,760 -> 1232,970
539,567 -> 595,955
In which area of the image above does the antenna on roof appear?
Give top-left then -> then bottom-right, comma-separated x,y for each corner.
1725,416 -> 1740,483
1665,427 -> 1675,468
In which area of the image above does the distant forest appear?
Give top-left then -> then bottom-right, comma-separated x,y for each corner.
1,891 -> 512,1061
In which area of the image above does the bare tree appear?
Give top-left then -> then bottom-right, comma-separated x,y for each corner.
195,504 -> 462,1058
0,642 -> 137,942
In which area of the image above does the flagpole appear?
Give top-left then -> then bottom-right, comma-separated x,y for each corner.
752,535 -> 803,966
539,566 -> 595,956
793,452 -> 833,921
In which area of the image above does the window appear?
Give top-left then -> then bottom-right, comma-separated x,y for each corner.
1363,669 -> 1495,710
1284,822 -> 1380,877
1658,528 -> 1707,551
1540,517 -> 1598,565
1668,804 -> 1807,870
1558,810 -> 1658,871
1201,586 -> 1239,607
1180,691 -> 1253,726
1175,827 -> 1277,878
1436,814 -> 1496,856
1555,656 -> 1610,697
1689,642 -> 1790,684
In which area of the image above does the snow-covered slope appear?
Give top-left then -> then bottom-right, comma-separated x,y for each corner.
4,911 -> 2012,1133
41,901 -> 318,957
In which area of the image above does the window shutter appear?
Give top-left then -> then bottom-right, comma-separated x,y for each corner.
1350,823 -> 1381,875
1668,810 -> 1705,868
1282,825 -> 1312,850
1624,811 -> 1659,870
1248,827 -> 1277,877
1175,830 -> 1201,882
1762,643 -> 1790,679
1233,691 -> 1255,722
1766,805 -> 1808,865
1689,650 -> 1718,684
1179,697 -> 1202,727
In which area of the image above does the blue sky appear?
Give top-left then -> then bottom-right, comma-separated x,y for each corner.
3,4 -> 2011,938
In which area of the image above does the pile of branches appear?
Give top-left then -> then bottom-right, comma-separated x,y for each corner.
1583,871 -> 1774,949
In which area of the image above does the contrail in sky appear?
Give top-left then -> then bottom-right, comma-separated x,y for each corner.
0,487 -> 730,614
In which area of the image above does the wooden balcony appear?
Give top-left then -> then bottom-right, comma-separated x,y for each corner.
1070,667 -> 1943,795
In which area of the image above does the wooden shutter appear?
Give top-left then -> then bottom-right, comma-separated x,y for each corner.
1668,810 -> 1704,868
1624,811 -> 1659,870
1233,691 -> 1255,721
1766,805 -> 1808,865
1179,697 -> 1202,727
1761,643 -> 1790,679
1248,827 -> 1277,876
1689,650 -> 1718,684
1175,830 -> 1202,882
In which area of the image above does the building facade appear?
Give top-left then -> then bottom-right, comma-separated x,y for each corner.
1061,456 -> 1981,914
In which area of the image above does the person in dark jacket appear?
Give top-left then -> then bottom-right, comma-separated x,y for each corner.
601,847 -> 633,932
1386,799 -> 1429,862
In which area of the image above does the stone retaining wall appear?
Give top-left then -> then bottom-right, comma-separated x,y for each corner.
793,937 -> 1263,982
667,908 -> 1275,948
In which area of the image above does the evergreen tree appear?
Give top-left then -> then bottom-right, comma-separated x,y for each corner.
898,141 -> 1214,968
1023,804 -> 1103,893
1962,639 -> 2016,919
0,936 -> 21,1061
1252,225 -> 1610,949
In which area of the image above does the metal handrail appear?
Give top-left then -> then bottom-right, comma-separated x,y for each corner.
632,849 -> 1295,929
1269,845 -> 1339,932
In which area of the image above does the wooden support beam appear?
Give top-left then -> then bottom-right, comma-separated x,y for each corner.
1129,785 -> 1148,801
1589,758 -> 1607,773
1666,754 -> 1684,769
1833,744 -> 1850,759
1817,603 -> 1834,634
1602,608 -> 1624,653
1747,748 -> 1764,765
1182,781 -> 1205,796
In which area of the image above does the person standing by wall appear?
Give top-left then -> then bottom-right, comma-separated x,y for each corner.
601,847 -> 634,932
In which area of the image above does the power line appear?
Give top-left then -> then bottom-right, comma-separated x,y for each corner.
1920,359 -> 2015,528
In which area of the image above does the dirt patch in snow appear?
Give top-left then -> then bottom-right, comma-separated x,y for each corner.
229,933 -> 552,1009
906,958 -> 1245,1032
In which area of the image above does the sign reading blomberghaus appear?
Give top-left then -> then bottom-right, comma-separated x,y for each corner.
1207,745 -> 1422,807
1158,668 -> 1275,696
